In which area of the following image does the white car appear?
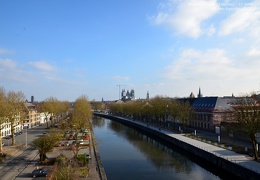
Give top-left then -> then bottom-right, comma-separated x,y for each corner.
79,139 -> 89,146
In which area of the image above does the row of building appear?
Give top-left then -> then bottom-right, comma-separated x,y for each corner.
1,97 -> 51,138
113,88 -> 259,134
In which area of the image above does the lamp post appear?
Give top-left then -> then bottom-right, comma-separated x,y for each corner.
26,126 -> 27,147
117,84 -> 122,100
165,104 -> 168,128
24,124 -> 28,147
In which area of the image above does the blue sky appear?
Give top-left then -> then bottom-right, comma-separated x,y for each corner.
1,0 -> 260,101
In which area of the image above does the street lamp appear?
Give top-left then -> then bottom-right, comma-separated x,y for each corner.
165,104 -> 168,128
24,124 -> 28,147
117,84 -> 121,100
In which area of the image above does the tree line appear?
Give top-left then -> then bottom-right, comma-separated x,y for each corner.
102,96 -> 192,132
94,95 -> 260,160
31,95 -> 92,162
0,87 -> 92,160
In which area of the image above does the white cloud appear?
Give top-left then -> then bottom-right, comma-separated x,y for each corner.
162,48 -> 260,96
0,59 -> 35,83
219,1 -> 260,39
0,58 -> 16,69
205,24 -> 216,36
0,48 -> 13,55
113,76 -> 130,81
163,48 -> 238,80
152,0 -> 220,38
247,46 -> 260,57
28,61 -> 55,71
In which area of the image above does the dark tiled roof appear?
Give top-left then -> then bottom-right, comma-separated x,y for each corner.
191,97 -> 232,111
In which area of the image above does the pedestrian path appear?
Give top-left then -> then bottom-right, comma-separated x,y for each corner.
164,130 -> 260,174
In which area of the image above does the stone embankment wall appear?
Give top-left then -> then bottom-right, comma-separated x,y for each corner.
91,130 -> 107,180
95,113 -> 260,180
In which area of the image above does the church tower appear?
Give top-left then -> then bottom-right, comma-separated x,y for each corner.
198,87 -> 203,98
146,91 -> 149,100
130,89 -> 135,100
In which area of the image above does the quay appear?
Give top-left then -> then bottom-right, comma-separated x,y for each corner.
94,112 -> 260,180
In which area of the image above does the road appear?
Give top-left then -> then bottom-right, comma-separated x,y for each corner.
0,124 -> 50,179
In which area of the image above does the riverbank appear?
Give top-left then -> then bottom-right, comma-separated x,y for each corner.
94,112 -> 260,179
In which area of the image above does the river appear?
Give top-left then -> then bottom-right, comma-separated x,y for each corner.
92,117 -> 223,180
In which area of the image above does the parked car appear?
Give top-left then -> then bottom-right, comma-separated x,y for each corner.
65,141 -> 70,146
84,135 -> 90,140
79,139 -> 89,146
68,135 -> 74,140
5,135 -> 12,139
85,153 -> 91,159
70,144 -> 76,151
32,168 -> 48,177
56,142 -> 64,147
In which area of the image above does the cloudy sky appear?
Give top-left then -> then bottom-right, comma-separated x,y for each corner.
1,0 -> 260,101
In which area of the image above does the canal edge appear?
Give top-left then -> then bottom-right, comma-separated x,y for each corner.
90,129 -> 107,180
94,112 -> 260,180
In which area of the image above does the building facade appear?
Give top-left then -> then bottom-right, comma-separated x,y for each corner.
0,113 -> 22,138
189,96 -> 234,132
121,89 -> 135,102
23,102 -> 40,129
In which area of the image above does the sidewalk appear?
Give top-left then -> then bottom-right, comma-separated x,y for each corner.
1,143 -> 26,161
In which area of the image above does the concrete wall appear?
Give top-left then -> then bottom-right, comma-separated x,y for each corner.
91,129 -> 107,180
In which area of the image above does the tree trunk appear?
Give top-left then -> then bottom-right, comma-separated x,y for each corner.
40,153 -> 47,162
11,121 -> 15,145
251,138 -> 259,160
0,134 -> 3,153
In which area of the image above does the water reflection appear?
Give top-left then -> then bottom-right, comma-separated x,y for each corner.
108,120 -> 193,174
92,117 -> 220,180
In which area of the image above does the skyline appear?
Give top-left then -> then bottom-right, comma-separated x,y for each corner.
1,0 -> 260,102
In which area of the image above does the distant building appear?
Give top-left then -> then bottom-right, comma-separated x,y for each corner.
121,89 -> 135,102
180,88 -> 234,132
146,91 -> 149,100
23,102 -> 40,128
31,96 -> 34,103
190,96 -> 234,132
198,87 -> 203,98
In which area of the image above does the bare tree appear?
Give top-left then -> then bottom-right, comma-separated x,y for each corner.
68,95 -> 92,157
90,101 -> 104,111
177,101 -> 192,133
232,96 -> 260,160
0,87 -> 8,152
6,90 -> 26,145
168,100 -> 180,130
38,97 -> 59,128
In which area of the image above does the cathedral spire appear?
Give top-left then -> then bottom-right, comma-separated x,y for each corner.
198,87 -> 203,98
146,91 -> 149,100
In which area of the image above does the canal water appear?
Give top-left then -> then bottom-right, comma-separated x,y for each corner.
92,117 -> 221,180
